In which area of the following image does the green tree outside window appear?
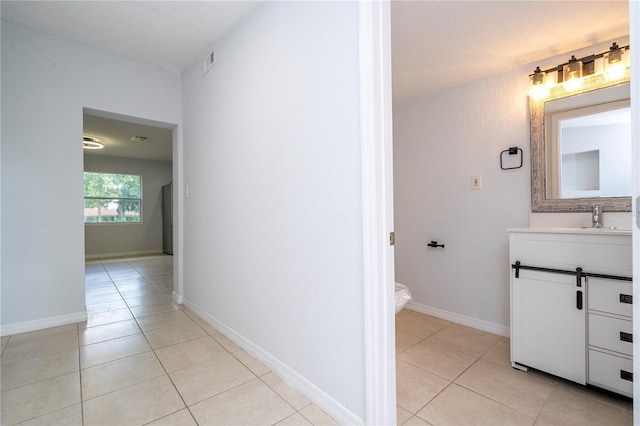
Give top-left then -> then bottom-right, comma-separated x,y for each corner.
84,172 -> 142,223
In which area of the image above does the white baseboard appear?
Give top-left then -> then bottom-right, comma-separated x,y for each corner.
85,250 -> 164,260
406,301 -> 510,337
183,297 -> 363,425
1,311 -> 88,337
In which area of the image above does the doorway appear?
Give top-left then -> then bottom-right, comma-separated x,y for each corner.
82,108 -> 179,300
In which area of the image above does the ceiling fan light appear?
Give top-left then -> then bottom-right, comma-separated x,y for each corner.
83,136 -> 104,149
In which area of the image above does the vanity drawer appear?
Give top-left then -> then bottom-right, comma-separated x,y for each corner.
588,314 -> 633,356
588,278 -> 632,317
588,349 -> 633,397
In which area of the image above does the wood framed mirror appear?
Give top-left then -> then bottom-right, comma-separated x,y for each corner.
530,76 -> 631,212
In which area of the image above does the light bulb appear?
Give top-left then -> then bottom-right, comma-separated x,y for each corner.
604,43 -> 627,81
529,67 -> 549,100
529,84 -> 549,100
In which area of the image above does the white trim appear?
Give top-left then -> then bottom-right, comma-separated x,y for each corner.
406,302 -> 510,338
359,1 -> 396,425
171,291 -> 183,305
172,124 -> 184,313
183,298 -> 362,425
84,250 -> 164,260
1,311 -> 87,337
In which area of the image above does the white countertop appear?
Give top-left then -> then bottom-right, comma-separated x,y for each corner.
508,227 -> 632,236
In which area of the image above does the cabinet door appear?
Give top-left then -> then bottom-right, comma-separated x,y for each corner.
511,269 -> 586,384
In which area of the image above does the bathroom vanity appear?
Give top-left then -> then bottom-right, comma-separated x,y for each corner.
509,228 -> 633,397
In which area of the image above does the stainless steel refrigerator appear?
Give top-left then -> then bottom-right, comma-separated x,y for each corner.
162,182 -> 173,255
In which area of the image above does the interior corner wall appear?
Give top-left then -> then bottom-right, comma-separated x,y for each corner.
83,155 -> 172,258
1,21 -> 181,331
393,69 -> 532,329
181,2 -> 365,421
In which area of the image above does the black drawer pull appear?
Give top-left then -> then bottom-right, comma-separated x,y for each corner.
620,294 -> 632,304
620,332 -> 633,343
621,370 -> 633,382
576,290 -> 583,310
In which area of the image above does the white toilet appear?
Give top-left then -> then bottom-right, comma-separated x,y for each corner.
395,282 -> 412,314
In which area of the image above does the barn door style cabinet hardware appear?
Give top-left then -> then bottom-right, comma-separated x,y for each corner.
509,228 -> 633,397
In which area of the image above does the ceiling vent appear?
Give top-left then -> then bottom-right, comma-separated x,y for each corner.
130,135 -> 149,143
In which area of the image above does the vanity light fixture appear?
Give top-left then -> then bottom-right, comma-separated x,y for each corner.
529,42 -> 630,99
83,136 -> 104,150
562,55 -> 583,91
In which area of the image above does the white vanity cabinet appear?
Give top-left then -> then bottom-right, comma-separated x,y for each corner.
509,229 -> 632,396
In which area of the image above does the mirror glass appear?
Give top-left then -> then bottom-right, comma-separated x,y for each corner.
530,81 -> 632,212
545,85 -> 631,199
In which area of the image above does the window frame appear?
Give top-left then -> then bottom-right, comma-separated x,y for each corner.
84,172 -> 143,224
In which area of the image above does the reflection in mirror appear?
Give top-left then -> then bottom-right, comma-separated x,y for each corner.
545,86 -> 631,200
530,80 -> 632,212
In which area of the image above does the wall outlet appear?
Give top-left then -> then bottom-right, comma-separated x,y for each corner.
472,175 -> 482,189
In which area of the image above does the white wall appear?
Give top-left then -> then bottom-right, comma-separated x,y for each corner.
393,70 -> 532,331
84,155 -> 172,258
1,21 -> 181,333
181,2 -> 365,422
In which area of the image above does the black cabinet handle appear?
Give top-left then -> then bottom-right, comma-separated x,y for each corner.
576,290 -> 583,310
620,294 -> 632,304
576,267 -> 583,287
620,332 -> 633,343
621,370 -> 633,382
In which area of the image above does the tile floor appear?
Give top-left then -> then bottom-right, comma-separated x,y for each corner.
395,309 -> 633,425
1,255 -> 634,425
1,255 -> 337,426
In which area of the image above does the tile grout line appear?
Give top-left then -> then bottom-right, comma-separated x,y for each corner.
83,258 -> 168,424
397,319 -> 535,424
77,311 -> 87,426
171,306 -> 319,425
118,259 -> 197,425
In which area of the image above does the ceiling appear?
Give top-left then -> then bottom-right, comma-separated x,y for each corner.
390,1 -> 628,100
1,0 -> 629,158
0,1 -> 263,73
83,114 -> 173,161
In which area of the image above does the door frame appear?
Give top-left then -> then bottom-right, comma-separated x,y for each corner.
630,0 -> 639,422
82,108 -> 182,305
359,2 -> 396,424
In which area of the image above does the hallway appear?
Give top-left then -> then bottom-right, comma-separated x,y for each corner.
1,256 -> 337,425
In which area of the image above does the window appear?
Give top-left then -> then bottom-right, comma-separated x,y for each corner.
84,172 -> 142,223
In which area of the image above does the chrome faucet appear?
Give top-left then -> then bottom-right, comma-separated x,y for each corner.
592,205 -> 603,228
